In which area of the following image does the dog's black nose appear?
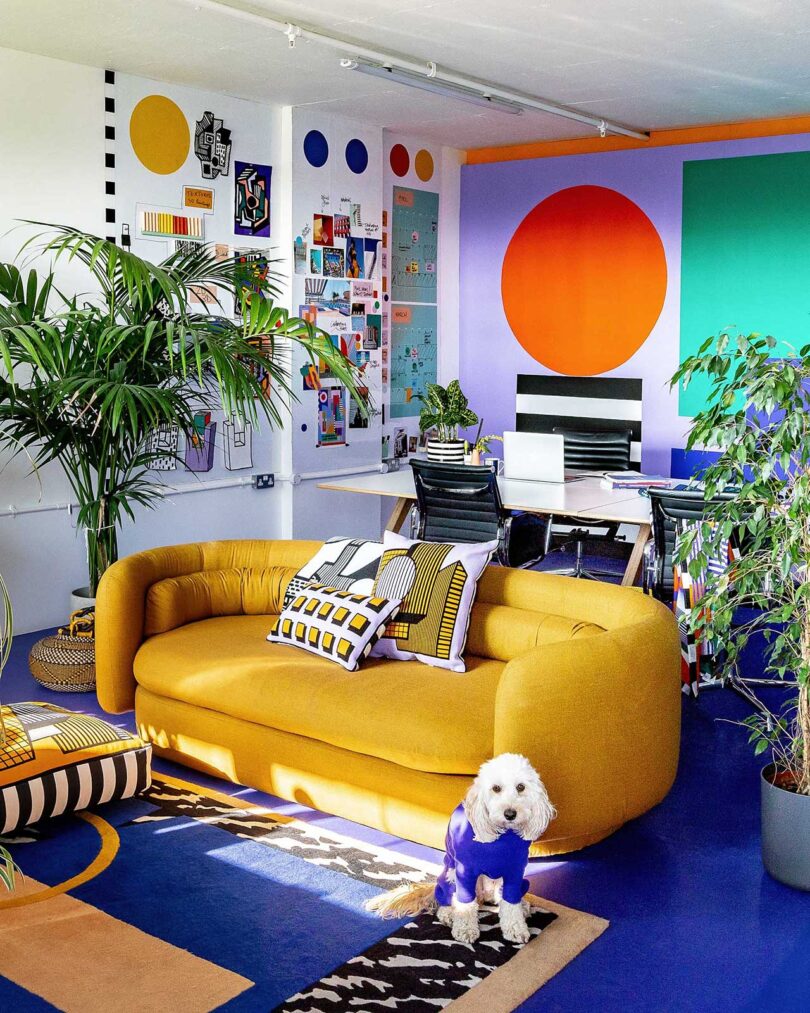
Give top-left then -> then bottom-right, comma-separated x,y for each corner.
504,808 -> 517,822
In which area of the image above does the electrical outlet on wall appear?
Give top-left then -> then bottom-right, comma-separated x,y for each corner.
252,473 -> 274,489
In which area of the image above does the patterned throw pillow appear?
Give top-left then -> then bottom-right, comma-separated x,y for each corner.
268,585 -> 402,672
283,538 -> 385,608
370,532 -> 498,673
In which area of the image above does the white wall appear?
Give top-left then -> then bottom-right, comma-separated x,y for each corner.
0,48 -> 463,633
0,52 -> 291,633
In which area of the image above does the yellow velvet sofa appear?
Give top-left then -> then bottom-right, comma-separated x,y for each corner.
95,539 -> 681,855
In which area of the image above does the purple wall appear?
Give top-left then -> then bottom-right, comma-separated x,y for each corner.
459,131 -> 810,475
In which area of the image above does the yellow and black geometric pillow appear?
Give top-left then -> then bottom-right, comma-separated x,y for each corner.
371,532 -> 498,673
267,584 -> 402,671
0,701 -> 152,835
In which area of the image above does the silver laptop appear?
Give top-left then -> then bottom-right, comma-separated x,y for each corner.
503,431 -> 566,483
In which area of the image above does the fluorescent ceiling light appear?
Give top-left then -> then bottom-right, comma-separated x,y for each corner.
344,60 -> 523,116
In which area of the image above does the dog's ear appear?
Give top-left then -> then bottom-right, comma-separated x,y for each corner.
463,777 -> 499,843
521,777 -> 557,842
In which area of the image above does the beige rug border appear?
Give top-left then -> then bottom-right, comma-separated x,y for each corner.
447,894 -> 609,1012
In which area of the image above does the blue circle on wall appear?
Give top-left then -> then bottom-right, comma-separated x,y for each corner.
345,138 -> 368,174
303,130 -> 329,168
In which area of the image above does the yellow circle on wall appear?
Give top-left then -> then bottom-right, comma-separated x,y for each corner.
415,149 -> 434,182
129,95 -> 190,174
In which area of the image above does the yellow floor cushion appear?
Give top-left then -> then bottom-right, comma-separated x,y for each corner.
134,615 -> 503,775
0,702 -> 152,834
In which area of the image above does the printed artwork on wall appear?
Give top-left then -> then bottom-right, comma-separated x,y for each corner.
313,214 -> 333,245
349,386 -> 371,428
185,411 -> 217,472
501,185 -> 667,376
391,187 -> 439,303
323,246 -> 345,278
679,150 -> 810,416
390,304 -> 437,419
233,249 -> 269,318
223,415 -> 253,470
346,236 -> 364,279
194,111 -> 232,179
318,387 -> 346,446
145,423 -> 179,471
234,161 -> 271,237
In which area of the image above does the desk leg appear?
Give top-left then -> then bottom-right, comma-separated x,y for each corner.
622,522 -> 651,587
385,497 -> 412,534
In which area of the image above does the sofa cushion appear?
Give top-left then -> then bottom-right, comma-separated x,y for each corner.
134,615 -> 502,775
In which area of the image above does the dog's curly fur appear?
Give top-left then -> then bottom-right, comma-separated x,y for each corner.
366,753 -> 555,945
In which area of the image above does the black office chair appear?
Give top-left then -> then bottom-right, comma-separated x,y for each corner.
643,487 -> 788,704
644,488 -> 732,602
409,459 -> 547,568
545,427 -> 634,580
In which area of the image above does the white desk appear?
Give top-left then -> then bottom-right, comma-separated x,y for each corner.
317,469 -> 652,586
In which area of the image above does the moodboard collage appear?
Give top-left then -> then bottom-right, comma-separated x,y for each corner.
111,72 -> 279,481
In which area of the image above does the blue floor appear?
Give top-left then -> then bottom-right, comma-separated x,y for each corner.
3,626 -> 810,1011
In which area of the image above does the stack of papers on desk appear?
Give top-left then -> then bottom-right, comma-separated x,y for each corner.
601,472 -> 672,490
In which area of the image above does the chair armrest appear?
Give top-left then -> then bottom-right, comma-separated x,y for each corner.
494,605 -> 681,838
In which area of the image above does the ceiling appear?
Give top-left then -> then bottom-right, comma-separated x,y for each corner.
2,0 -> 810,149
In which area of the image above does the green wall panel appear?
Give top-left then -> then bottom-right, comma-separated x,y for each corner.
680,150 -> 810,416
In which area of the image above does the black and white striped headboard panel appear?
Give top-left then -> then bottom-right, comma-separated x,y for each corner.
516,375 -> 643,467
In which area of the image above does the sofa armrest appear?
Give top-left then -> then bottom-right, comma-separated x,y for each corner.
494,606 -> 681,840
95,539 -> 322,713
95,544 -> 207,713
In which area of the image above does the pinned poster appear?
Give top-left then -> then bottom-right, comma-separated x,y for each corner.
313,213 -> 333,245
345,236 -> 364,279
323,246 -> 345,278
364,238 -> 380,279
318,387 -> 346,446
309,247 -> 322,274
294,238 -> 307,275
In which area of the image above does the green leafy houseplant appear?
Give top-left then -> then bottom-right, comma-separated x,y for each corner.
0,569 -> 23,891
417,380 -> 478,441
0,226 -> 362,595
671,330 -> 810,794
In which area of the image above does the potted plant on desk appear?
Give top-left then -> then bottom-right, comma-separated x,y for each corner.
418,380 -> 478,464
672,329 -> 810,890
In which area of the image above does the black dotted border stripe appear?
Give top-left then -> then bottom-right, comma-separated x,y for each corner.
104,69 -> 121,245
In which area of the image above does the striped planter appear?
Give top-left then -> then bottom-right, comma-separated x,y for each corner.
426,438 -> 465,464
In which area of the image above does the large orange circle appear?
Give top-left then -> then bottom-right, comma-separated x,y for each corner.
501,185 -> 667,375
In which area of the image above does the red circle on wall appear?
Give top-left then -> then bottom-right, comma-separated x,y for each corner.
389,143 -> 410,177
501,185 -> 667,375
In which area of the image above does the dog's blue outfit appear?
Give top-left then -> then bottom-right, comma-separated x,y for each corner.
434,803 -> 531,907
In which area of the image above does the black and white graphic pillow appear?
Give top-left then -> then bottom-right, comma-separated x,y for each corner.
283,537 -> 385,608
268,585 -> 401,671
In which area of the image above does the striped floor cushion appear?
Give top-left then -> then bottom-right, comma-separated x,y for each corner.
0,702 -> 151,835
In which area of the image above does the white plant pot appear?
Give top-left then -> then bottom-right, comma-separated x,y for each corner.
426,438 -> 465,464
70,587 -> 96,614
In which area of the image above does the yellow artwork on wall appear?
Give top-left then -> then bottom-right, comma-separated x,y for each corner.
129,95 -> 190,175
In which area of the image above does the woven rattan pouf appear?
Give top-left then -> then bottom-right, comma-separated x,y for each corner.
29,609 -> 96,693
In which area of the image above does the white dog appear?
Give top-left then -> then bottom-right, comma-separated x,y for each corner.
368,753 -> 555,945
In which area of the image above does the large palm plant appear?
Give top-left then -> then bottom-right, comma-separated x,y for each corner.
0,226 -> 361,594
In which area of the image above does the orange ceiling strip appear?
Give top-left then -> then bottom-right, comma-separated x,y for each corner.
465,114 -> 810,164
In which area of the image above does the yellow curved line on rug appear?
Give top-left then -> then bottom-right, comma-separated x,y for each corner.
0,811 -> 118,910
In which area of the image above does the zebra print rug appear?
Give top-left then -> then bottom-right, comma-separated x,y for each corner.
139,774 -> 609,1012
